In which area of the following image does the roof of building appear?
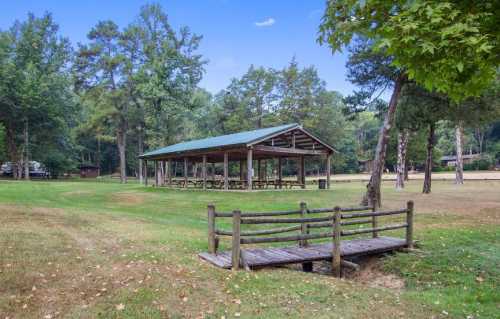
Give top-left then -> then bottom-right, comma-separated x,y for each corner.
78,164 -> 99,169
140,123 -> 334,159
440,154 -> 481,161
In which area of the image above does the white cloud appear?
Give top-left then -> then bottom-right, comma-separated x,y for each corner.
254,18 -> 275,27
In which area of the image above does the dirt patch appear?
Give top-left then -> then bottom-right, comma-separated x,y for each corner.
290,257 -> 406,291
109,192 -> 151,205
0,204 -> 228,318
348,257 -> 405,290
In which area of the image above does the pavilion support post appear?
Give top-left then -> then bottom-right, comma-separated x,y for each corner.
154,161 -> 158,187
257,159 -> 262,181
223,152 -> 229,190
264,160 -> 267,181
144,160 -> 148,186
300,156 -> 305,189
239,160 -> 244,181
212,163 -> 216,181
247,148 -> 253,190
326,153 -> 331,189
278,157 -> 283,189
158,161 -> 164,186
162,161 -> 168,186
202,155 -> 207,190
184,157 -> 188,188
167,159 -> 172,186
296,157 -> 302,185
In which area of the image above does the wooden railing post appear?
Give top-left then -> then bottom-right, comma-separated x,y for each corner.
406,201 -> 414,248
299,202 -> 308,247
232,210 -> 241,271
208,205 -> 216,253
299,202 -> 313,272
332,206 -> 342,277
371,199 -> 378,238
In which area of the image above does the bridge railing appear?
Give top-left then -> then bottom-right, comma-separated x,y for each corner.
207,201 -> 414,274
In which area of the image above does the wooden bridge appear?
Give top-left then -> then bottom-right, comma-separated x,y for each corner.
199,201 -> 414,276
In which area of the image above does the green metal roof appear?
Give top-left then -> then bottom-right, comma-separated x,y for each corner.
140,123 -> 300,159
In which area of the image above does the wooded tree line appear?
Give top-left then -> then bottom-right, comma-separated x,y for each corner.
1,3 -> 499,199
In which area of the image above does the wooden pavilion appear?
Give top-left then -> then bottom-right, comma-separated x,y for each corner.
139,123 -> 336,190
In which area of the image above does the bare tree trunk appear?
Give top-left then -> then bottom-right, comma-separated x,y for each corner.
117,126 -> 127,184
364,75 -> 405,208
24,119 -> 30,180
17,161 -> 23,179
455,121 -> 464,185
395,130 -> 408,189
404,159 -> 409,181
423,123 -> 435,194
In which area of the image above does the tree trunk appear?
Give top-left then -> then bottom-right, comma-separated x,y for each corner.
423,123 -> 435,194
6,123 -> 20,180
475,127 -> 484,155
404,159 -> 409,181
395,130 -> 408,190
117,126 -> 127,184
455,121 -> 464,185
363,75 -> 405,208
17,161 -> 23,179
24,119 -> 30,180
96,136 -> 101,176
138,125 -> 144,184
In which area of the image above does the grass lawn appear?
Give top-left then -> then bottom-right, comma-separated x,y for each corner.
0,179 -> 498,318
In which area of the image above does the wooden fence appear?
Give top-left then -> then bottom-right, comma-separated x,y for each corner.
207,201 -> 414,275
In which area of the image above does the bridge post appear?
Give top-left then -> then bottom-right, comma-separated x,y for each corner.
372,198 -> 378,238
332,206 -> 342,277
406,201 -> 414,248
232,210 -> 241,270
208,205 -> 216,254
300,202 -> 313,272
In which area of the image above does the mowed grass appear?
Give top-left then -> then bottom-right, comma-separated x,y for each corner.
0,179 -> 499,318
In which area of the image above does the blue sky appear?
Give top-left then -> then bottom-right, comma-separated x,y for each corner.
0,0 -> 355,96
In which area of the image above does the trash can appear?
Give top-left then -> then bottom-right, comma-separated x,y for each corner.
318,179 -> 326,189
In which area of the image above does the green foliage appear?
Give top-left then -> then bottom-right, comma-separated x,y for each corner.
464,157 -> 494,171
0,12 -> 76,175
0,124 -> 5,163
379,2 -> 497,101
74,4 -> 205,178
319,1 -> 498,102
